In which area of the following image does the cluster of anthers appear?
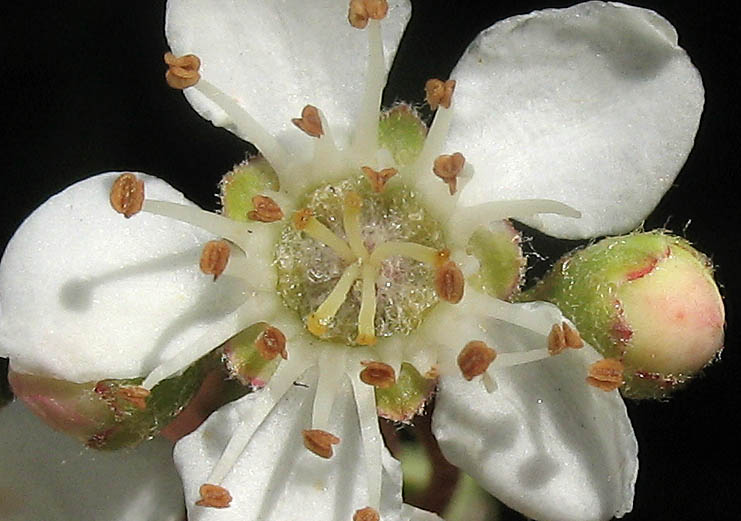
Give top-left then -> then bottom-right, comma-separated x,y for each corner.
108,1 -> 625,518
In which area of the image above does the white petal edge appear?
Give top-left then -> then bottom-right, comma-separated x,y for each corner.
174,368 -> 404,521
0,172 -> 247,382
431,300 -> 638,521
165,0 -> 412,157
446,1 -> 703,238
0,400 -> 185,521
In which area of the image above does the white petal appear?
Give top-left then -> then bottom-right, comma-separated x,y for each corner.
432,302 -> 638,521
0,400 -> 184,521
402,504 -> 445,521
0,173 -> 247,382
166,0 -> 411,155
175,368 -> 404,521
447,1 -> 703,238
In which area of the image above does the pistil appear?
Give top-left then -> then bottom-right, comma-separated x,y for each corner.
307,262 -> 362,336
293,209 -> 355,263
356,262 -> 379,345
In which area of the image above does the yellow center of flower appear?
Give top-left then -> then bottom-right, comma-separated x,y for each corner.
275,175 -> 448,346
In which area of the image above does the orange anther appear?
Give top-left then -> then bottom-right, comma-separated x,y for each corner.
359,360 -> 396,388
196,483 -> 232,508
436,261 -> 464,304
457,341 -> 497,381
353,506 -> 381,521
587,358 -> 625,391
433,152 -> 465,195
291,105 -> 324,138
425,78 -> 456,110
110,173 -> 144,218
255,325 -> 288,361
362,166 -> 398,193
293,208 -> 314,230
116,386 -> 150,410
302,429 -> 341,459
164,52 -> 201,90
200,240 -> 231,280
248,195 -> 284,223
548,322 -> 584,355
348,0 -> 388,29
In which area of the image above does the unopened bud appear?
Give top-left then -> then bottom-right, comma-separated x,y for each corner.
527,231 -> 724,399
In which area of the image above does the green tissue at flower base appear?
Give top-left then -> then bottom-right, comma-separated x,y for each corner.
526,231 -> 725,399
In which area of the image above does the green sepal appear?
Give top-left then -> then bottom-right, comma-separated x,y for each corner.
220,156 -> 279,221
378,103 -> 428,166
222,323 -> 280,387
466,220 -> 525,300
375,363 -> 436,423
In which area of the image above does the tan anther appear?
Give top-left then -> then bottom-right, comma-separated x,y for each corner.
248,195 -> 284,223
293,208 -> 314,230
353,506 -> 381,521
255,325 -> 288,361
110,173 -> 144,218
116,386 -> 150,410
200,240 -> 230,280
359,360 -> 396,389
457,341 -> 497,381
436,261 -> 464,304
291,105 -> 324,138
348,0 -> 388,29
425,78 -> 456,110
548,322 -> 585,355
196,483 -> 232,508
302,429 -> 341,459
164,52 -> 201,90
587,358 -> 625,392
433,152 -> 466,195
362,166 -> 398,193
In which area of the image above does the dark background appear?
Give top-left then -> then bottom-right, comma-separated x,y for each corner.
1,2 -> 738,520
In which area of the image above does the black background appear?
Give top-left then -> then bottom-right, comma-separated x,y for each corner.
1,2 -> 738,520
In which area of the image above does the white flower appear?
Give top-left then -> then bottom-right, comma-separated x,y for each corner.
0,1 -> 703,521
0,400 -> 185,521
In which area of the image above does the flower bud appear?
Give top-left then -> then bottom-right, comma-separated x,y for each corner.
527,231 -> 724,399
8,353 -> 215,449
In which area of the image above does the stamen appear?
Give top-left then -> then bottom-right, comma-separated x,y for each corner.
348,0 -> 389,29
293,209 -> 355,263
587,358 -> 625,391
343,192 -> 367,258
433,152 -> 466,195
200,240 -> 231,280
141,199 -> 253,251
436,261 -> 464,304
410,79 -> 456,185
369,241 -> 443,267
362,166 -> 397,193
356,262 -> 379,345
457,341 -> 497,381
196,483 -> 232,508
302,429 -> 341,459
425,78 -> 456,110
359,360 -> 396,388
308,262 -> 362,336
312,348 -> 347,430
292,105 -> 324,138
110,173 -> 144,218
116,386 -> 150,410
349,371 -> 383,510
255,325 -> 287,360
354,507 -> 381,521
164,52 -> 201,90
548,322 -> 585,355
351,15 -> 384,161
247,195 -> 284,223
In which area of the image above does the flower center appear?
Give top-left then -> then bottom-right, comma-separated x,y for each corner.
275,175 -> 446,346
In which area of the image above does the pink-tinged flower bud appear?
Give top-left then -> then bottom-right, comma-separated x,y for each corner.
8,352 -> 215,449
527,231 -> 724,399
